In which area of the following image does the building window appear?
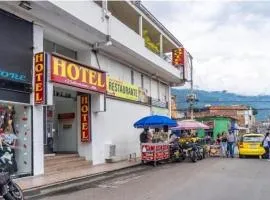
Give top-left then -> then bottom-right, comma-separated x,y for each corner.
44,39 -> 77,60
0,103 -> 32,177
131,70 -> 134,84
141,74 -> 144,88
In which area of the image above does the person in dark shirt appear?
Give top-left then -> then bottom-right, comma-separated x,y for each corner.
140,128 -> 149,143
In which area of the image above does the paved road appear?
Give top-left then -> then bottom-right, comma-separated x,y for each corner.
41,158 -> 270,200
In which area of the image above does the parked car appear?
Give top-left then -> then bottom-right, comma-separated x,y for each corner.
238,133 -> 265,158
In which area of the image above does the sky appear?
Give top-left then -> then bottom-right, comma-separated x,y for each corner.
143,1 -> 270,96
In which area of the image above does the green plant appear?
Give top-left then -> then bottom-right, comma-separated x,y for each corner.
143,30 -> 160,54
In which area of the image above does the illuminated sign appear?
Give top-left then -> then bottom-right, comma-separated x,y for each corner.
81,95 -> 90,142
0,69 -> 26,82
34,52 -> 45,104
51,55 -> 106,93
172,48 -> 185,66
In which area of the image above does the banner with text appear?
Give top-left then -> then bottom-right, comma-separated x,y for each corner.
107,76 -> 148,102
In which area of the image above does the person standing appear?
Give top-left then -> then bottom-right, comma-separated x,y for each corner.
140,128 -> 149,143
262,132 -> 270,160
221,132 -> 228,158
227,131 -> 236,158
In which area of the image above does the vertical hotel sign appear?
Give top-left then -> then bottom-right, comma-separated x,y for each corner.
81,95 -> 90,142
34,52 -> 45,104
172,48 -> 185,66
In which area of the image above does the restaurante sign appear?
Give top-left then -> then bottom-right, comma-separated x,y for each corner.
107,76 -> 139,101
50,54 -> 106,93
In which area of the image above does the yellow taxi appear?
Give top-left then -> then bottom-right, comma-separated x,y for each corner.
238,133 -> 265,158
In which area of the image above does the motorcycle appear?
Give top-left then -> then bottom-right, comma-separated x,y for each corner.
0,171 -> 24,200
169,142 -> 184,162
0,153 -> 24,200
179,141 -> 198,163
195,144 -> 206,160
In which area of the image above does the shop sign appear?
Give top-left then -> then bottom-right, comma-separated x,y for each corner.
107,76 -> 149,103
107,76 -> 138,101
172,48 -> 185,66
34,52 -> 45,104
50,55 -> 106,93
0,69 -> 27,82
81,95 -> 90,142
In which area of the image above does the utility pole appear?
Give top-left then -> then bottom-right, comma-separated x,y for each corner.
186,52 -> 197,120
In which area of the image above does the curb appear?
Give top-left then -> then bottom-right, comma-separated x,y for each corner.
23,163 -> 145,199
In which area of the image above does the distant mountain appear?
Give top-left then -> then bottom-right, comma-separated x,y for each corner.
171,89 -> 270,121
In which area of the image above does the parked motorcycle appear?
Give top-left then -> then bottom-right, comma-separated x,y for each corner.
169,142 -> 184,162
0,155 -> 24,200
0,171 -> 24,200
180,141 -> 198,163
195,144 -> 206,160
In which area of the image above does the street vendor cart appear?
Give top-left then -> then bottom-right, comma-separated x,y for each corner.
134,115 -> 177,166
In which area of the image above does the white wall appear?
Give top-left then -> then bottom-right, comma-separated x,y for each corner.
91,98 -> 150,165
32,24 -> 44,176
151,79 -> 159,99
91,52 -> 132,83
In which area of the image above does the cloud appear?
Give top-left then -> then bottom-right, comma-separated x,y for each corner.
143,1 -> 270,95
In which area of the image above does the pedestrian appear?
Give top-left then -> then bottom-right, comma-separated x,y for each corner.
221,132 -> 228,158
227,131 -> 236,158
262,132 -> 270,160
216,134 -> 221,145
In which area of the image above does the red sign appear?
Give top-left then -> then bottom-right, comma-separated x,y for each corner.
141,144 -> 169,161
81,95 -> 90,142
172,48 -> 185,66
50,54 -> 106,93
34,52 -> 45,104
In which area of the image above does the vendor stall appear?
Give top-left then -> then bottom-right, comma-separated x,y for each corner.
134,115 -> 177,166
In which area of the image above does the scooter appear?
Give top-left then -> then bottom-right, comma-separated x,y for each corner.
0,171 -> 24,200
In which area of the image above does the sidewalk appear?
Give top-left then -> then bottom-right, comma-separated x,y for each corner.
15,160 -> 141,191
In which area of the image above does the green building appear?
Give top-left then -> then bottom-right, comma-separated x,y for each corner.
196,116 -> 232,139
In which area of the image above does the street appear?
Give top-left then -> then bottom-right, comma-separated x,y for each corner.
40,158 -> 270,200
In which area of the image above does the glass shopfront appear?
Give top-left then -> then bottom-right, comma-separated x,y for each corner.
0,102 -> 32,177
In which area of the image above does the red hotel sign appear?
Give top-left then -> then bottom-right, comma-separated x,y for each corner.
51,54 -> 106,93
172,48 -> 185,66
34,52 -> 45,104
81,95 -> 90,142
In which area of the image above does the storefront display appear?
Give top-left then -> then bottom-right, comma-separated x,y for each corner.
0,103 -> 32,177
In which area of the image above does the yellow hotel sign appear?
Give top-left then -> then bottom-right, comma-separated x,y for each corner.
107,76 -> 139,101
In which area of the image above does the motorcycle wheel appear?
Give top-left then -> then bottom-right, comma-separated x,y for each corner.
190,151 -> 197,163
3,192 -> 16,200
9,182 -> 24,200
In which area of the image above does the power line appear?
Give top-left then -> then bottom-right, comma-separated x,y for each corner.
175,100 -> 270,103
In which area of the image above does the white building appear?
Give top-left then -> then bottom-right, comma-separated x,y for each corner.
0,1 -> 186,177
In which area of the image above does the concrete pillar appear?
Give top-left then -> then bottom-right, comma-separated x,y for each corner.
159,34 -> 163,57
139,15 -> 143,37
32,24 -> 44,176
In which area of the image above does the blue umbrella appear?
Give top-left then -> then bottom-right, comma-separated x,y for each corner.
134,115 -> 177,128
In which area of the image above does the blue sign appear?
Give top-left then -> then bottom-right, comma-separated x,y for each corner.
0,68 -> 27,82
